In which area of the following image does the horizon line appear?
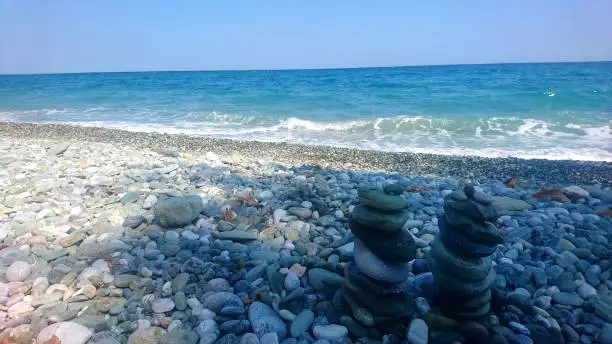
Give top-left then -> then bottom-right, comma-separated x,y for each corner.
1,59 -> 611,77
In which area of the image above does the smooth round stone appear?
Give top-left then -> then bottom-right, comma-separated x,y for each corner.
443,209 -> 504,245
597,323 -> 612,344
88,331 -> 124,344
351,205 -> 410,235
406,319 -> 428,344
358,187 -> 408,213
313,325 -> 348,341
435,266 -> 496,296
240,334 -> 260,344
152,298 -> 175,313
339,316 -> 368,338
353,238 -> 410,283
444,199 -> 498,222
349,221 -> 416,263
551,292 -> 584,307
341,278 -> 415,318
6,261 -> 31,282
284,271 -> 300,291
202,292 -> 244,313
290,309 -> 314,337
430,237 -> 492,282
451,190 -> 468,201
438,219 -> 497,258
154,195 -> 203,228
341,291 -> 396,326
344,262 -> 409,295
458,321 -> 490,343
261,333 -> 279,344
37,321 -> 93,344
383,184 -> 405,196
248,302 -> 287,339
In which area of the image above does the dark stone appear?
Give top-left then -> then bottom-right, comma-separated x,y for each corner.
341,277 -> 415,318
508,334 -> 534,344
506,292 -> 535,315
351,205 -> 410,235
491,334 -> 510,344
383,184 -> 405,196
561,324 -> 580,344
444,198 -> 498,222
358,187 -> 409,213
429,332 -> 466,344
434,265 -> 496,296
459,321 -> 490,343
411,259 -> 430,275
215,334 -> 239,344
438,218 -> 498,258
525,324 -> 564,344
444,208 -> 504,245
349,220 -> 416,263
429,237 -> 493,282
344,262 -> 410,295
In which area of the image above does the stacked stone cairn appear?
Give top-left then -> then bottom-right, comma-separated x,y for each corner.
341,184 -> 417,328
429,185 -> 504,320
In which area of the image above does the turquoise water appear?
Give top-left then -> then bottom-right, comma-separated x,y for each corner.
1,62 -> 611,161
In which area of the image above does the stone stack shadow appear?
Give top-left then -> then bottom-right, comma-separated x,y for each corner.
341,184 -> 417,328
429,185 -> 503,320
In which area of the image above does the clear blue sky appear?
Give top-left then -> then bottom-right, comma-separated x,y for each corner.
1,0 -> 611,74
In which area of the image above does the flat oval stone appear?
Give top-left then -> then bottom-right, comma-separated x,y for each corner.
438,219 -> 497,258
383,184 -> 405,196
444,199 -> 498,222
353,238 -> 410,283
344,262 -> 410,295
443,210 -> 504,246
358,187 -> 408,213
349,220 -> 416,262
351,205 -> 410,235
435,266 -> 496,296
341,278 -> 415,318
429,237 -> 492,282
442,301 -> 491,320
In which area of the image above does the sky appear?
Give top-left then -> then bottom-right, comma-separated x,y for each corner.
1,0 -> 611,74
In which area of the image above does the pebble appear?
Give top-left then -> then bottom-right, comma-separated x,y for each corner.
1,135 -> 611,344
248,301 -> 288,339
152,298 -> 176,313
406,319 -> 428,344
290,309 -> 315,337
312,325 -> 349,340
6,261 -> 31,282
37,321 -> 93,344
284,271 -> 301,291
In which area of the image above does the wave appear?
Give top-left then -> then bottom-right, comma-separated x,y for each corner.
1,109 -> 611,162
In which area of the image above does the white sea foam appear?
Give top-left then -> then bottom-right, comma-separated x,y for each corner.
2,110 -> 611,162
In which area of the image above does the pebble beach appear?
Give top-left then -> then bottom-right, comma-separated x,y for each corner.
1,122 -> 612,344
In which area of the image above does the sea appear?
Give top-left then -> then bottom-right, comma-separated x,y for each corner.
1,62 -> 611,161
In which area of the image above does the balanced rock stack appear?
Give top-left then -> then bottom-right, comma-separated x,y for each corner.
430,185 -> 503,320
341,185 -> 417,327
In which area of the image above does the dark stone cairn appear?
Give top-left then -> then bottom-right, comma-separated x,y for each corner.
429,185 -> 504,320
341,184 -> 418,328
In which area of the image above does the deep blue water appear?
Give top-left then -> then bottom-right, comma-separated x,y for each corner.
1,62 -> 611,161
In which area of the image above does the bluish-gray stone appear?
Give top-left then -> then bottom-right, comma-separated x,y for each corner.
551,292 -> 584,307
248,302 -> 287,339
353,238 -> 409,283
154,196 -> 203,228
290,309 -> 315,337
202,292 -> 244,313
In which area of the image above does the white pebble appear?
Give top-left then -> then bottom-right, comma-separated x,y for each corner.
6,261 -> 31,282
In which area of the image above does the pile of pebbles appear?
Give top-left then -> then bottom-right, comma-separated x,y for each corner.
0,136 -> 610,344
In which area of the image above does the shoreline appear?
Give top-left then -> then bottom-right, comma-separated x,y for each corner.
1,122 -> 611,186
1,122 -> 611,343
